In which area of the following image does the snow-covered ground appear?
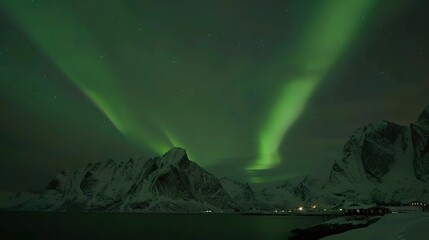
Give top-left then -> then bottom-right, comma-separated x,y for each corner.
322,213 -> 429,240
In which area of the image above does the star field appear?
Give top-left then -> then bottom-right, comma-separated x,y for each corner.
0,0 -> 428,190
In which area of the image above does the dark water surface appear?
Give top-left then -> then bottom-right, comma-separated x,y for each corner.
0,212 -> 324,240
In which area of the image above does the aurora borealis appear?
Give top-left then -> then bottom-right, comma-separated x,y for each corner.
1,0 -> 429,190
247,1 -> 376,171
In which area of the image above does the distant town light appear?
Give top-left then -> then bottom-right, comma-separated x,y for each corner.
312,205 -> 317,209
339,208 -> 343,211
298,207 -> 303,211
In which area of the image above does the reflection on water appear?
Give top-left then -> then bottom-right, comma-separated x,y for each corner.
0,213 -> 323,240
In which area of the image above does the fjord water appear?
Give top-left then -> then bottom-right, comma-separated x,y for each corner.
0,213 -> 323,240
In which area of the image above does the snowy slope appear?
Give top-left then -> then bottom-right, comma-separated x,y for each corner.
327,105 -> 429,204
322,213 -> 429,240
4,148 -> 237,212
3,106 -> 429,212
219,177 -> 259,210
261,105 -> 429,208
256,175 -> 340,209
411,106 -> 429,181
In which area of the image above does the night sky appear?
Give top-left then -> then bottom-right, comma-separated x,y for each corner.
1,0 -> 428,192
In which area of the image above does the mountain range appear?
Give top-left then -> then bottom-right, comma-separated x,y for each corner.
3,148 -> 237,212
327,105 -> 429,204
2,105 -> 428,212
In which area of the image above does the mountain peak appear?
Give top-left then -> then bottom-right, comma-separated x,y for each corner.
161,147 -> 189,165
416,105 -> 429,127
4,146 -> 237,212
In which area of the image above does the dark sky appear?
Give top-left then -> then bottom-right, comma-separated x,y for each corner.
1,0 -> 428,192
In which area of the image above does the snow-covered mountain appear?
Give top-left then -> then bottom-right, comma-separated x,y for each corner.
219,177 -> 259,210
255,175 -> 343,210
256,176 -> 321,208
258,105 -> 429,208
412,106 -> 429,181
328,105 -> 429,204
3,148 -> 238,212
2,106 -> 428,212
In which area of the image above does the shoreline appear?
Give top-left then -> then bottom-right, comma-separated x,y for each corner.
288,215 -> 381,240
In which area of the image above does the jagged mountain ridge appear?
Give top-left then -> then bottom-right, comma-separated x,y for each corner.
257,105 -> 429,208
219,177 -> 259,210
328,105 -> 429,204
3,106 -> 429,211
411,106 -> 429,181
5,148 -> 239,212
257,176 -> 321,208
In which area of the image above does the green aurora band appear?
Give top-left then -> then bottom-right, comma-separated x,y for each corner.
2,0 -> 380,180
247,0 -> 377,171
2,1 -> 172,155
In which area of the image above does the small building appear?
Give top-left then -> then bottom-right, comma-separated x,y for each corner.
344,203 -> 391,216
387,201 -> 429,213
366,206 -> 391,216
407,201 -> 428,212
343,202 -> 373,215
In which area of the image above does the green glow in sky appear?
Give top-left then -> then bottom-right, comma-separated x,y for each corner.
3,0 -> 420,189
163,128 -> 194,161
247,0 -> 377,170
2,0 -> 377,172
2,0 -> 172,155
249,78 -> 318,170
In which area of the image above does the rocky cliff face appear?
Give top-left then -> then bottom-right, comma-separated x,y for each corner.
3,106 -> 429,211
220,177 -> 258,210
256,176 -> 327,208
5,148 -> 236,212
329,120 -> 407,185
411,106 -> 429,181
328,105 -> 429,204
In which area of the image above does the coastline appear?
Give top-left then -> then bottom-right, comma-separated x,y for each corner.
289,215 -> 381,240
